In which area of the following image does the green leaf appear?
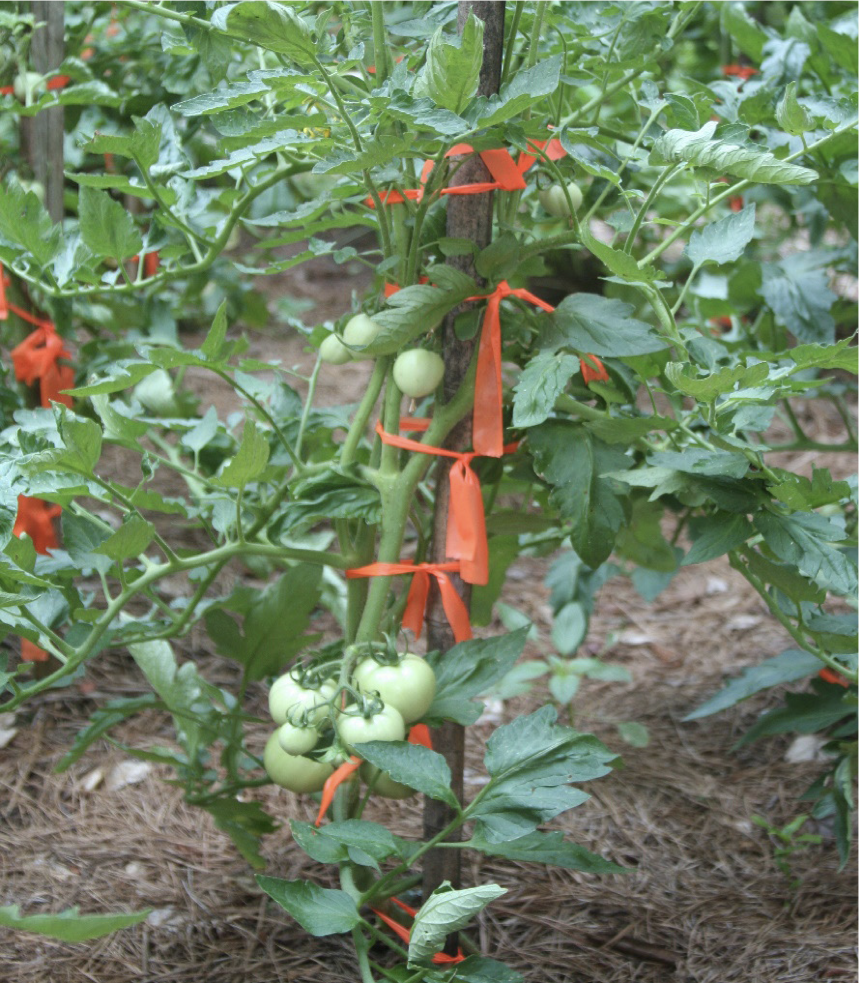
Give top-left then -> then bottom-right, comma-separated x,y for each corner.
290,819 -> 409,870
745,548 -> 827,604
212,420 -> 269,488
818,22 -> 858,74
173,80 -> 270,117
201,301 -> 229,361
469,56 -> 561,128
471,706 -> 614,843
529,423 -> 629,567
314,134 -> 414,176
202,798 -> 278,870
0,180 -> 62,267
221,2 -> 317,64
769,468 -> 852,511
0,905 -> 150,942
753,512 -> 857,597
614,724 -> 649,752
354,741 -> 458,808
544,294 -> 666,356
649,448 -> 749,479
586,414 -> 677,444
512,353 -> 580,428
686,649 -> 825,721
55,695 -> 160,772
579,227 -> 662,284
365,279 -> 474,356
467,830 -> 624,873
78,186 -> 143,261
206,565 -> 323,681
86,117 -> 162,170
552,602 -> 588,656
409,883 -> 506,964
682,513 -> 753,565
737,683 -> 854,746
650,122 -> 817,184
665,360 -> 770,402
66,361 -> 156,396
413,12 -> 483,114
686,204 -> 756,267
720,1 -> 770,60
786,338 -> 858,374
760,253 -> 838,345
92,516 -> 156,561
776,82 -> 814,136
255,877 -> 360,936
425,628 -> 528,725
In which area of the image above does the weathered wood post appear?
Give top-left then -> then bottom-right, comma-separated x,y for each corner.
422,0 -> 506,947
25,2 -> 64,223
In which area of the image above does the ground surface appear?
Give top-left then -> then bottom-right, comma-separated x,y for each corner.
1,253 -> 856,983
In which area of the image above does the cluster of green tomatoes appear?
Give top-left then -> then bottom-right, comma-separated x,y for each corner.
263,647 -> 437,799
319,312 -> 445,399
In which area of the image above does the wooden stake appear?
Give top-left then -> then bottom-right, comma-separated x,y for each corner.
26,2 -> 65,223
422,0 -> 506,951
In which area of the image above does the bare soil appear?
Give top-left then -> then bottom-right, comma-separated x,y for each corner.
1,254 -> 856,983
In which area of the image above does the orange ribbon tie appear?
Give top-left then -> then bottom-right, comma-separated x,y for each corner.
345,561 -> 472,643
315,755 -> 361,827
370,897 -> 465,964
471,281 -> 555,458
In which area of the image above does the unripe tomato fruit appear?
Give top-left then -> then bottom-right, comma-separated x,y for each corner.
342,313 -> 382,352
269,675 -> 336,726
353,654 -> 436,724
263,733 -> 332,792
360,763 -> 416,800
277,721 -> 319,756
393,350 -> 445,399
539,182 -> 583,217
336,704 -> 405,752
13,71 -> 43,102
319,333 -> 352,365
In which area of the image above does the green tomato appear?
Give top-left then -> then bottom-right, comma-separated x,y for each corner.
353,654 -> 436,724
393,350 -> 445,399
539,182 -> 583,217
360,762 -> 416,800
342,313 -> 382,354
133,369 -> 178,416
336,704 -> 405,752
277,721 -> 319,756
13,71 -> 43,103
269,675 -> 336,726
263,733 -> 332,793
319,333 -> 352,365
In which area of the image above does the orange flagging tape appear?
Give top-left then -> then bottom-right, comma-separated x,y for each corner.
819,668 -> 850,687
315,756 -> 361,826
14,495 -> 62,662
375,420 -> 519,586
468,281 -> 555,458
345,561 -> 472,643
370,896 -> 465,964
580,353 -> 609,385
365,136 -> 566,208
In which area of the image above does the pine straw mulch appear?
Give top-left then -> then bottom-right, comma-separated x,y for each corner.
1,547 -> 856,983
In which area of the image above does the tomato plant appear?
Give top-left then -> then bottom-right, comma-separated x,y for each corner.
0,0 -> 856,976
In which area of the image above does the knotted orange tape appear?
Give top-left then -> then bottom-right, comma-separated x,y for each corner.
366,136 -> 566,208
375,419 -> 519,586
470,281 -> 555,457
14,495 -> 62,662
371,896 -> 465,964
346,561 -> 472,643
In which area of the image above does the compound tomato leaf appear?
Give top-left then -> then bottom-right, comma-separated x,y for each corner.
529,422 -> 629,568
686,204 -> 756,267
471,706 -> 615,844
255,877 -> 360,936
